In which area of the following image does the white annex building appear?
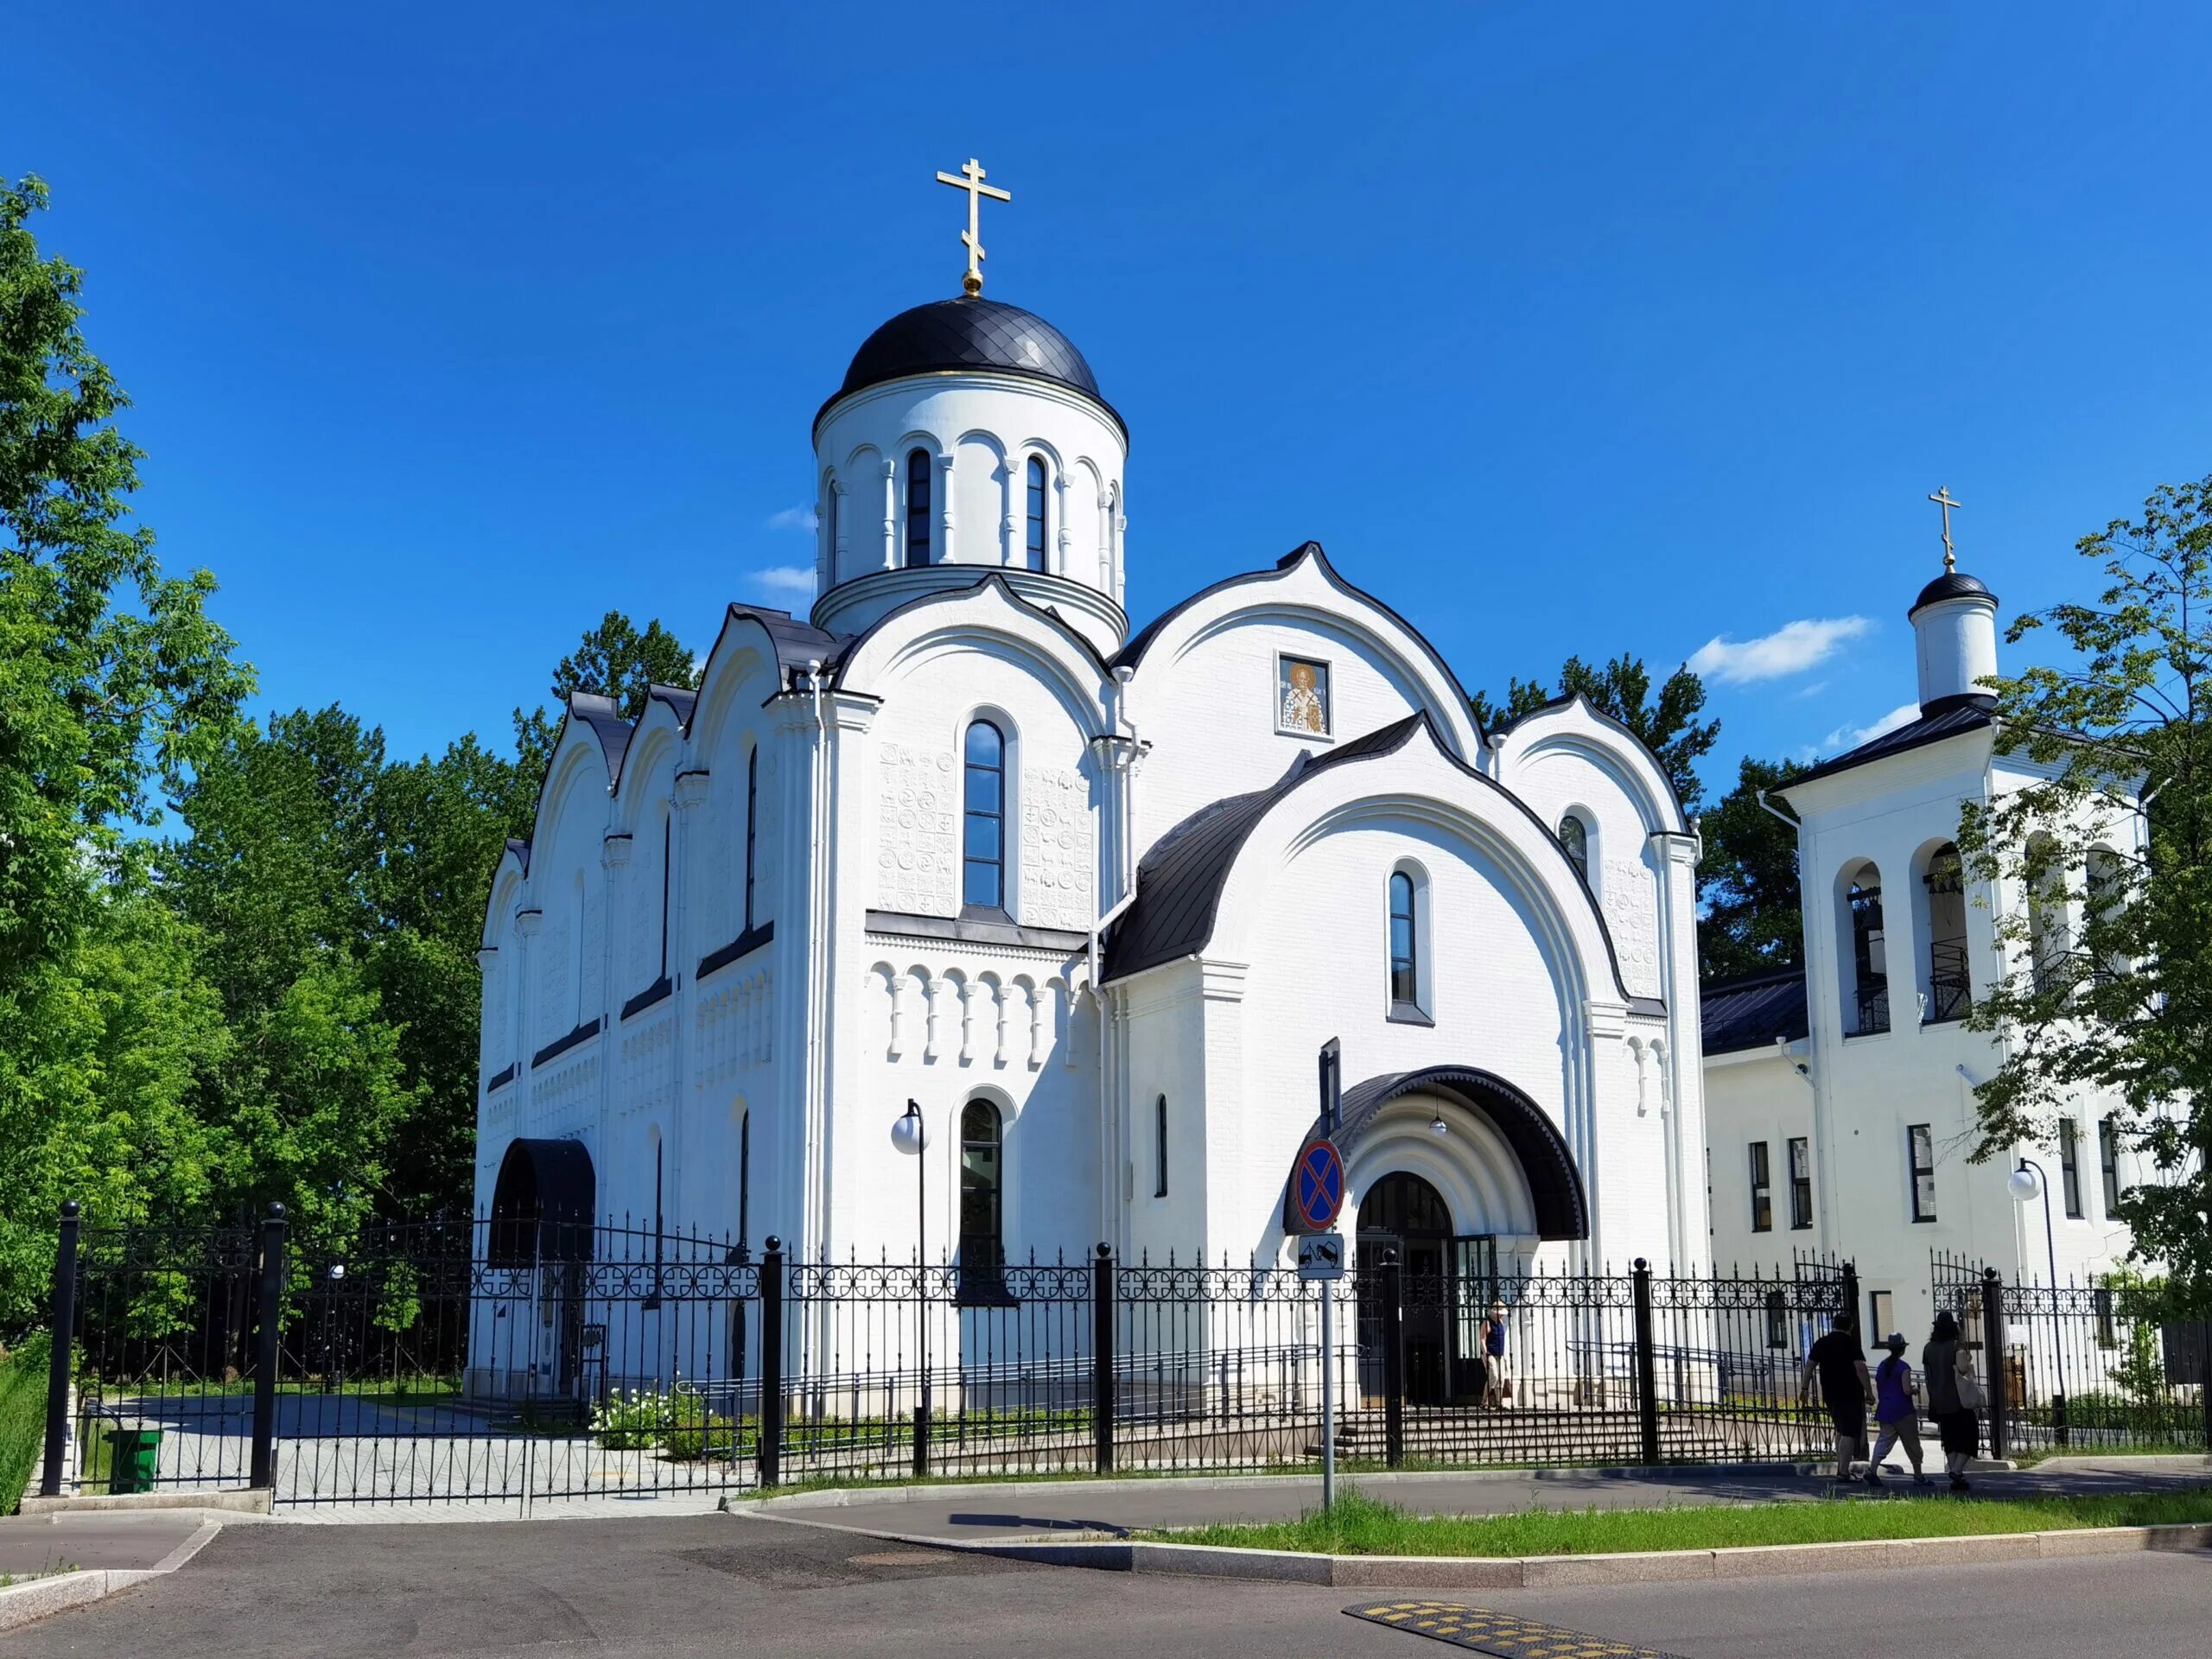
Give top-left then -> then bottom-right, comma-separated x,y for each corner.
473,181 -> 1716,1372
1700,544 -> 2149,1337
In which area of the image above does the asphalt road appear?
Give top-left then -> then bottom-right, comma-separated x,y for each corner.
6,1510 -> 2209,1659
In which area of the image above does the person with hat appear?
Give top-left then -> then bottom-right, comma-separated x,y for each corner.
1866,1332 -> 1933,1488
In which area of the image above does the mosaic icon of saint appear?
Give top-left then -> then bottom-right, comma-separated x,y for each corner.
1280,659 -> 1327,734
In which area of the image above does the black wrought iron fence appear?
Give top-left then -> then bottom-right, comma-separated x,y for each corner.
1931,1250 -> 2210,1460
35,1203 -> 1877,1510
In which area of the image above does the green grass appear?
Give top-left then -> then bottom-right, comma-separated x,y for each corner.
0,1334 -> 52,1516
1141,1487 -> 2212,1558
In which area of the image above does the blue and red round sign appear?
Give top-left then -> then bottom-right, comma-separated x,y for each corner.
1294,1136 -> 1345,1233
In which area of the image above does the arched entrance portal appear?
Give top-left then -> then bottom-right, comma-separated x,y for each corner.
1356,1172 -> 1498,1406
489,1138 -> 596,1398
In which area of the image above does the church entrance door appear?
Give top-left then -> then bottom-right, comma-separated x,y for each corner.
1357,1173 -> 1496,1408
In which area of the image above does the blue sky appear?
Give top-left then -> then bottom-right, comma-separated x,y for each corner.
10,2 -> 2210,796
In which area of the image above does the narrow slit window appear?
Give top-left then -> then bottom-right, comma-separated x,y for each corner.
1154,1094 -> 1168,1198
1389,870 -> 1419,1011
1749,1141 -> 1772,1233
658,813 -> 671,980
744,747 -> 760,931
906,448 -> 932,567
1026,456 -> 1048,571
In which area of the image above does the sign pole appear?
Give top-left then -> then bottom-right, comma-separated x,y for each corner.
1320,1268 -> 1335,1513
1318,1039 -> 1341,1515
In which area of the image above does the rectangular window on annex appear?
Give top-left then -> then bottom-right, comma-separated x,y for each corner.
1749,1141 -> 1772,1233
1909,1124 -> 1937,1223
1788,1136 -> 1812,1230
2059,1118 -> 2083,1218
2098,1116 -> 2122,1217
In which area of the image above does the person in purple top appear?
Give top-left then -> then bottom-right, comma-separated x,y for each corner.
1866,1332 -> 1934,1488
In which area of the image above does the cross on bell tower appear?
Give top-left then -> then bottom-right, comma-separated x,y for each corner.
935,157 -> 1012,296
1928,486 -> 1963,573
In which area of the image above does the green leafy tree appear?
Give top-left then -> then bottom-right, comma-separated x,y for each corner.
512,610 -> 696,786
1955,476 -> 2212,1310
0,175 -> 249,1313
163,709 -> 416,1230
1471,654 -> 1719,811
1697,756 -> 1812,982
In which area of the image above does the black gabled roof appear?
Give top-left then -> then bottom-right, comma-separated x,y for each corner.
647,683 -> 697,728
1313,1066 -> 1591,1242
569,692 -> 633,785
1104,715 -> 1425,981
724,603 -> 851,697
1700,967 -> 1808,1055
1788,699 -> 1994,788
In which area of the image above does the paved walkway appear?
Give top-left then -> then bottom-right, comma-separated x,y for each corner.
743,1455 -> 2212,1541
0,1511 -> 209,1578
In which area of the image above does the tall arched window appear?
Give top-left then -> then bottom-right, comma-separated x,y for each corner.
1558,814 -> 1591,883
1840,860 -> 1890,1035
1025,456 -> 1048,571
1389,869 -> 1420,1013
958,1099 -> 1005,1291
905,448 -> 932,567
743,747 -> 760,931
963,720 -> 1006,911
1923,842 -> 1969,1022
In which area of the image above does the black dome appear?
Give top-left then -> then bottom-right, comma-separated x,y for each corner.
1910,570 -> 1997,614
833,296 -> 1107,409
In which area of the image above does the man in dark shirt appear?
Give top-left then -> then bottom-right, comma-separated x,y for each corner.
1799,1312 -> 1872,1484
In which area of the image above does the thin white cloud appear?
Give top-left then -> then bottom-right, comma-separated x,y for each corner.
1687,617 -> 1874,685
745,565 -> 817,598
766,506 -> 819,532
1822,702 -> 1920,753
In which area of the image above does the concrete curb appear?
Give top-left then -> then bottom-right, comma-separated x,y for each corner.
0,1516 -> 221,1632
721,1460 -> 1818,1515
736,1510 -> 2212,1587
18,1489 -> 272,1517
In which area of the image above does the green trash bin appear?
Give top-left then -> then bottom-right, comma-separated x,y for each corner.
104,1427 -> 162,1494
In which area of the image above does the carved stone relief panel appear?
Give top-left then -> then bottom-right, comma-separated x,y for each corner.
876,742 -> 958,915
1600,855 -> 1662,999
1019,766 -> 1095,929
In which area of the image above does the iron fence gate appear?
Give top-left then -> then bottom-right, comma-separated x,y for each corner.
1931,1250 -> 2210,1460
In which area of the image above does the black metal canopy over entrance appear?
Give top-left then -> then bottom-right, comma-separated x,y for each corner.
488,1137 -> 596,1265
1291,1065 -> 1590,1242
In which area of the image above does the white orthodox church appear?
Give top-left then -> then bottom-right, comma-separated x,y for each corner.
473,183 -> 1713,1319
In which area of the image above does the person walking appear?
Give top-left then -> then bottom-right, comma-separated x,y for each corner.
1481,1301 -> 1510,1408
1800,1311 -> 1872,1485
1923,1311 -> 1983,1493
1866,1333 -> 1932,1488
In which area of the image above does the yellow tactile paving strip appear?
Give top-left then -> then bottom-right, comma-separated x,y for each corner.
1344,1601 -> 1691,1657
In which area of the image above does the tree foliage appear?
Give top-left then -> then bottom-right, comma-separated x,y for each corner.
1697,755 -> 1811,982
1955,476 -> 2212,1309
0,176 -> 251,1321
1471,654 -> 1719,811
512,610 -> 696,786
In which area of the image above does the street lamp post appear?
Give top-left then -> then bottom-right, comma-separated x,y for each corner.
890,1100 -> 931,1474
2007,1157 -> 2069,1445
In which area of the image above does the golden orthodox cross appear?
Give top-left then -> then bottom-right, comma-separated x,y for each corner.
935,157 -> 1011,296
1928,486 -> 1963,572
